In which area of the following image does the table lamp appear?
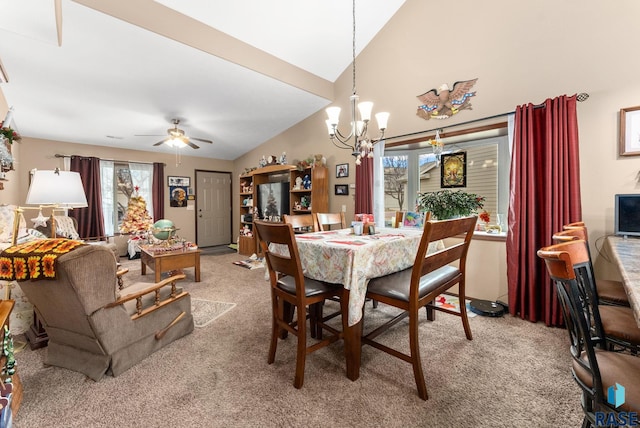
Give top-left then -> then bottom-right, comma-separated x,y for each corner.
12,168 -> 88,244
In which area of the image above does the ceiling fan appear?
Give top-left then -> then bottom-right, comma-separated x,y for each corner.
139,119 -> 213,149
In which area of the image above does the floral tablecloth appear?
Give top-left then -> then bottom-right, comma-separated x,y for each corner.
291,227 -> 427,326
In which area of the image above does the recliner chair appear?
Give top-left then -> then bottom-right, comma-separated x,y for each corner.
16,244 -> 194,380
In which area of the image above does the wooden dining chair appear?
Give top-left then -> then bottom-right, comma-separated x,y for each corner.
254,220 -> 343,389
362,215 -> 478,400
283,214 -> 317,234
315,212 -> 347,231
549,233 -> 640,354
537,240 -> 640,426
560,222 -> 629,306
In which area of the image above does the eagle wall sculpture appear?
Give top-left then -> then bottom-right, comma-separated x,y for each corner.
416,78 -> 478,120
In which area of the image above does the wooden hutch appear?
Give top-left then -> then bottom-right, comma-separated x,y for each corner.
238,163 -> 328,256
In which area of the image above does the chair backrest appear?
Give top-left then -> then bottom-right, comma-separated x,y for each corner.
537,239 -> 609,417
254,220 -> 306,299
18,245 -> 119,341
411,215 -> 477,297
283,214 -> 317,233
315,212 -> 346,231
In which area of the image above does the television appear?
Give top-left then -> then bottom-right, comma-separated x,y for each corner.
256,182 -> 290,221
614,194 -> 640,237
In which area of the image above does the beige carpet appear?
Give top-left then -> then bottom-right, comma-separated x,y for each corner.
12,252 -> 584,427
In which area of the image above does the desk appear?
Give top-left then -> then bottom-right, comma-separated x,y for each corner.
140,246 -> 201,283
293,227 -> 426,380
607,236 -> 640,326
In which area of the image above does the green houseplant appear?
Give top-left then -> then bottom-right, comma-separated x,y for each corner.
416,189 -> 485,220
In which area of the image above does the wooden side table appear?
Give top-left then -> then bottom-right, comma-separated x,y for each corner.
140,247 -> 201,282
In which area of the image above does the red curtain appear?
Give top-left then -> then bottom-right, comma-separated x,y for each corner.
69,156 -> 105,239
355,157 -> 373,214
507,94 -> 582,327
152,162 -> 165,221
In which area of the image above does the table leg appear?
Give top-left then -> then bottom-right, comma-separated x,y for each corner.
141,259 -> 146,275
341,289 -> 363,381
195,253 -> 201,282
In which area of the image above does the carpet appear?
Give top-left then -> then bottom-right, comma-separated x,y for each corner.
191,298 -> 236,328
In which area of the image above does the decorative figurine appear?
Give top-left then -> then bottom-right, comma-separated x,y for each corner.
302,174 -> 311,190
279,152 -> 287,165
293,176 -> 303,190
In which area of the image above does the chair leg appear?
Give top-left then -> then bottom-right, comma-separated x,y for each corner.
293,304 -> 308,389
268,296 -> 281,364
458,283 -> 473,340
409,310 -> 428,400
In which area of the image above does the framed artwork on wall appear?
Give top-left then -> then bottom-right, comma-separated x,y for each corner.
336,163 -> 349,178
168,176 -> 190,207
620,106 -> 640,156
440,152 -> 466,188
335,184 -> 349,195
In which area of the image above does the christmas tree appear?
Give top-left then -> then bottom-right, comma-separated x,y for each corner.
120,186 -> 153,234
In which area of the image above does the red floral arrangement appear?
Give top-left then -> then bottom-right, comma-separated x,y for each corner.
479,210 -> 491,223
0,122 -> 21,144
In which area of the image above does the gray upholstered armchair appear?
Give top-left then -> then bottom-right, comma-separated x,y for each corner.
17,244 -> 194,380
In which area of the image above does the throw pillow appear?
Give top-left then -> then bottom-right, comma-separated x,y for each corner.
54,216 -> 80,240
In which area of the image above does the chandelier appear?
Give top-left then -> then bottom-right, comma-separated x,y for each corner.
324,0 -> 389,165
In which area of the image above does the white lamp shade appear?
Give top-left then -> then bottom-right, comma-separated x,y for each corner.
375,112 -> 390,130
26,170 -> 88,208
358,102 -> 373,122
326,107 -> 341,126
325,120 -> 335,136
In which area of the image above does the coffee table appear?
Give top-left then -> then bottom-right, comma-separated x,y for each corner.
140,246 -> 201,283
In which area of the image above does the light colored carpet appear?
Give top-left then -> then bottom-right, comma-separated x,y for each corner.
191,299 -> 236,328
12,252 -> 583,427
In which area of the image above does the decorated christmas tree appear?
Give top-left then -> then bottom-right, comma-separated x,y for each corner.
120,186 -> 153,234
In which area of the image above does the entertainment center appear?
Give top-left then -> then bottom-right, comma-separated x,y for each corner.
238,163 -> 328,255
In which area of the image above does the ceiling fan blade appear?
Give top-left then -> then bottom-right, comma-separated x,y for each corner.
190,137 -> 213,144
153,138 -> 169,146
55,0 -> 62,47
185,140 -> 200,149
135,134 -> 165,137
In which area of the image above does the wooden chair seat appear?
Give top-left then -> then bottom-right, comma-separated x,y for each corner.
573,349 -> 640,414
367,265 -> 460,302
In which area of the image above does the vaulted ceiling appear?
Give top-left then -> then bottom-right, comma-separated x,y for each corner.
0,0 -> 405,160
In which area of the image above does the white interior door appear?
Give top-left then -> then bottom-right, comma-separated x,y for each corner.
196,171 -> 231,247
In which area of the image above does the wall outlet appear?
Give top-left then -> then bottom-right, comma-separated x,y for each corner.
341,205 -> 347,212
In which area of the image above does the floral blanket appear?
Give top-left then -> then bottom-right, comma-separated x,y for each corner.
0,239 -> 86,281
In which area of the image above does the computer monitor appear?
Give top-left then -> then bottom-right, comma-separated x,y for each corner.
614,194 -> 640,237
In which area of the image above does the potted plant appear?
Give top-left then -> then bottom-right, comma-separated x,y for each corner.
416,189 -> 485,220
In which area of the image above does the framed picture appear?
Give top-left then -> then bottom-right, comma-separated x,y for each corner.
168,176 -> 190,187
336,163 -> 349,178
168,176 -> 190,208
335,184 -> 349,195
441,152 -> 467,188
620,106 -> 640,156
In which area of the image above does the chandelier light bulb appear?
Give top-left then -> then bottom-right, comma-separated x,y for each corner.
358,102 -> 373,122
375,112 -> 390,131
326,107 -> 341,127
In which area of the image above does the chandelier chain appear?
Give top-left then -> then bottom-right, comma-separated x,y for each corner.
352,0 -> 357,96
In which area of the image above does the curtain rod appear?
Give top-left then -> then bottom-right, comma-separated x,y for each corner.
383,92 -> 590,142
54,154 -> 166,166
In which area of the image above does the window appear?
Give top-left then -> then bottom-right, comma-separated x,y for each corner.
100,161 -> 154,236
381,124 -> 510,230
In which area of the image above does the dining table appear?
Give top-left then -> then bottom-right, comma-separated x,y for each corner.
291,227 -> 431,380
607,236 -> 640,327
